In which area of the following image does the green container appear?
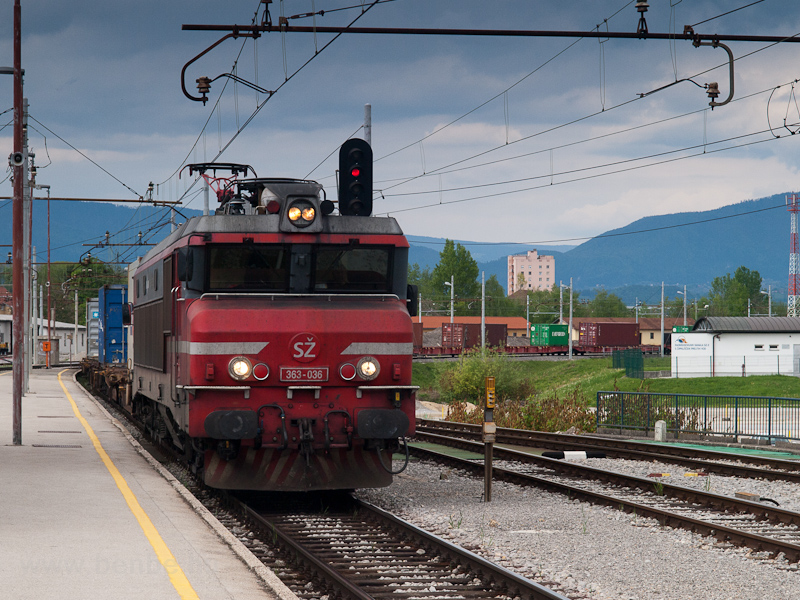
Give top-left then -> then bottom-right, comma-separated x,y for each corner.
531,324 -> 569,346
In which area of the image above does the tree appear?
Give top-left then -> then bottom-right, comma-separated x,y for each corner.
707,266 -> 763,316
482,274 -> 519,317
41,259 -> 126,326
407,262 -> 434,299
585,290 -> 629,317
430,240 -> 480,314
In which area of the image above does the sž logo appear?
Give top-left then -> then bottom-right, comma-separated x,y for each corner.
289,332 -> 319,363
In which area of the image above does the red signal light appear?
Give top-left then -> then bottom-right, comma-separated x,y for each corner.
351,167 -> 360,177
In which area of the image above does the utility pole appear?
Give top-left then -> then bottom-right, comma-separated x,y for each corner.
481,271 -> 485,351
74,289 -> 78,362
568,277 -> 573,360
660,282 -> 665,358
23,98 -> 31,392
11,0 -> 23,445
559,280 -> 563,323
364,104 -> 372,145
683,284 -> 687,326
526,294 -> 530,336
445,275 -> 454,324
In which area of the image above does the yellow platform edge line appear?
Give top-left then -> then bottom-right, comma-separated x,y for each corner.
58,370 -> 199,600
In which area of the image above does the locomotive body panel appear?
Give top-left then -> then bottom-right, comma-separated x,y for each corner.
124,169 -> 416,490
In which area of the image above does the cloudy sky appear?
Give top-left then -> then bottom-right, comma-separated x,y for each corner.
2,1 -> 800,252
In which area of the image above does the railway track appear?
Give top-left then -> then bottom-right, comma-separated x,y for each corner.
417,419 -> 800,484
83,378 -> 573,599
411,429 -> 800,565
222,492 -> 574,600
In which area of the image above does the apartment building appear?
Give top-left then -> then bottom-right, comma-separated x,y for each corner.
507,250 -> 555,294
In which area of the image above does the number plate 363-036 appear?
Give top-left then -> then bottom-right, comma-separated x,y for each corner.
279,367 -> 329,382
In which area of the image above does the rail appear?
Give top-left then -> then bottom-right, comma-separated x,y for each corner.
597,391 -> 800,443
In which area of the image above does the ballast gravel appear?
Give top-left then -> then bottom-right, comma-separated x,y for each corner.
355,456 -> 800,600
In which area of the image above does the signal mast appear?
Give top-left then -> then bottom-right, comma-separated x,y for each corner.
788,193 -> 800,317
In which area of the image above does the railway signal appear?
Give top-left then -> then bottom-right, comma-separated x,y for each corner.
338,138 -> 373,216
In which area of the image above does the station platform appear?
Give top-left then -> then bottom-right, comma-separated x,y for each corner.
0,367 -> 299,600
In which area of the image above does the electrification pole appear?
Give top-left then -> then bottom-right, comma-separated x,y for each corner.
11,0 -> 23,445
660,282 -> 665,358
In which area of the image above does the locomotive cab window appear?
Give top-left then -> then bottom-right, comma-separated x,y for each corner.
207,245 -> 289,292
313,245 -> 392,293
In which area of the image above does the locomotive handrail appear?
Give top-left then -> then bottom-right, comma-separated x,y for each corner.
286,385 -> 322,400
355,385 -> 419,399
176,384 -> 251,399
199,292 -> 401,300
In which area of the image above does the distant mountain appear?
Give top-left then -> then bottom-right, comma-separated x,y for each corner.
4,194 -> 790,304
408,193 -> 790,300
0,200 -> 202,265
557,194 -> 788,293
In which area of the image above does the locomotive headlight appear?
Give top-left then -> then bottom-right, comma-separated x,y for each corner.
228,356 -> 252,381
287,199 -> 316,228
356,356 -> 380,381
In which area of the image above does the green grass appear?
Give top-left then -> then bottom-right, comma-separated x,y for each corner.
412,356 -> 800,405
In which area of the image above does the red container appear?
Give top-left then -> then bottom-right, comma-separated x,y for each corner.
412,322 -> 423,350
442,323 -> 465,348
485,323 -> 507,348
579,322 -> 639,347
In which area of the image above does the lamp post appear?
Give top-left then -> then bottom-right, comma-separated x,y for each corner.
761,286 -> 772,317
677,286 -> 687,326
560,278 -> 574,359
444,275 -> 454,324
559,281 -> 572,354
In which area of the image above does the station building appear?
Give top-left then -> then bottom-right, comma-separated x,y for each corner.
671,316 -> 800,378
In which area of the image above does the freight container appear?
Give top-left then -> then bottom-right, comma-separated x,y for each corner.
530,323 -> 569,346
86,298 -> 99,358
579,322 -> 639,347
485,323 -> 507,348
412,322 -> 424,350
442,322 -> 507,349
442,322 -> 465,347
98,285 -> 127,364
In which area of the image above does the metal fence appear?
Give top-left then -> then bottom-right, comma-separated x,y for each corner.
672,354 -> 798,378
596,391 -> 800,443
611,349 -> 644,379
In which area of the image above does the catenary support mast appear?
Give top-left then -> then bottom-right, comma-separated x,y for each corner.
788,193 -> 800,317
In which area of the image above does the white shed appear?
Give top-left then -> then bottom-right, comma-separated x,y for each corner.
0,314 -> 87,362
671,316 -> 800,378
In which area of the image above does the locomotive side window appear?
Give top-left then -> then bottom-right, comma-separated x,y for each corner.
207,245 -> 289,292
313,246 -> 392,293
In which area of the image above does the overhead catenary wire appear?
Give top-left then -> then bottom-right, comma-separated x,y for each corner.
373,35 -> 799,199
382,131 -> 791,216
381,122 -> 789,199
28,116 -> 141,198
164,0 -> 384,211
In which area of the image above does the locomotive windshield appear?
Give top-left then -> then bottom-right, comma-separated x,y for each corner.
313,245 -> 391,293
205,244 -> 393,294
208,245 -> 289,291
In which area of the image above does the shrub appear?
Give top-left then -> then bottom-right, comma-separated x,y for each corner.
437,350 -> 535,405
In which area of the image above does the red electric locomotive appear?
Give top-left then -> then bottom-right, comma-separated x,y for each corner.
128,140 -> 418,491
